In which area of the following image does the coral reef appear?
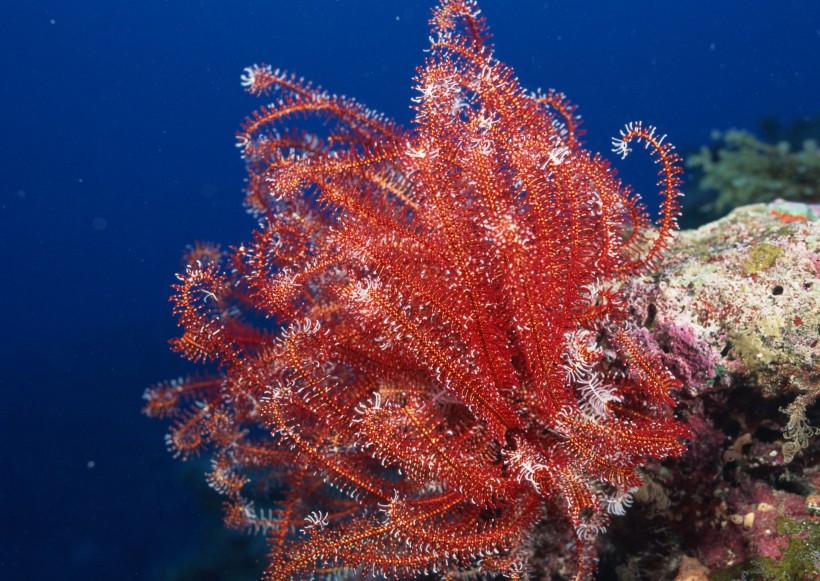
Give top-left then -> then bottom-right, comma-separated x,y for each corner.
686,129 -> 820,218
609,200 -> 820,580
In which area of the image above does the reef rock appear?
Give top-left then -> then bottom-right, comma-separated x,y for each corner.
610,200 -> 820,580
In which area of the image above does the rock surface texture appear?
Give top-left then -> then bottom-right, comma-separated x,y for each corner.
612,201 -> 820,580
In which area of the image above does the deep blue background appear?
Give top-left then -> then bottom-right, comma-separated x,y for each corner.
1,1 -> 817,579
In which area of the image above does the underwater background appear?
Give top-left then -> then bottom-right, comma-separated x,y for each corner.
1,1 -> 818,579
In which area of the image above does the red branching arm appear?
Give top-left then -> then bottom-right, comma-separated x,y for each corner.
611,121 -> 684,274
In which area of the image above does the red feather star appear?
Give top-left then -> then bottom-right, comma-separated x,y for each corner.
144,1 -> 689,579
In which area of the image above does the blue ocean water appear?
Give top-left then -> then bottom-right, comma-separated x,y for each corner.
0,1 -> 817,579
